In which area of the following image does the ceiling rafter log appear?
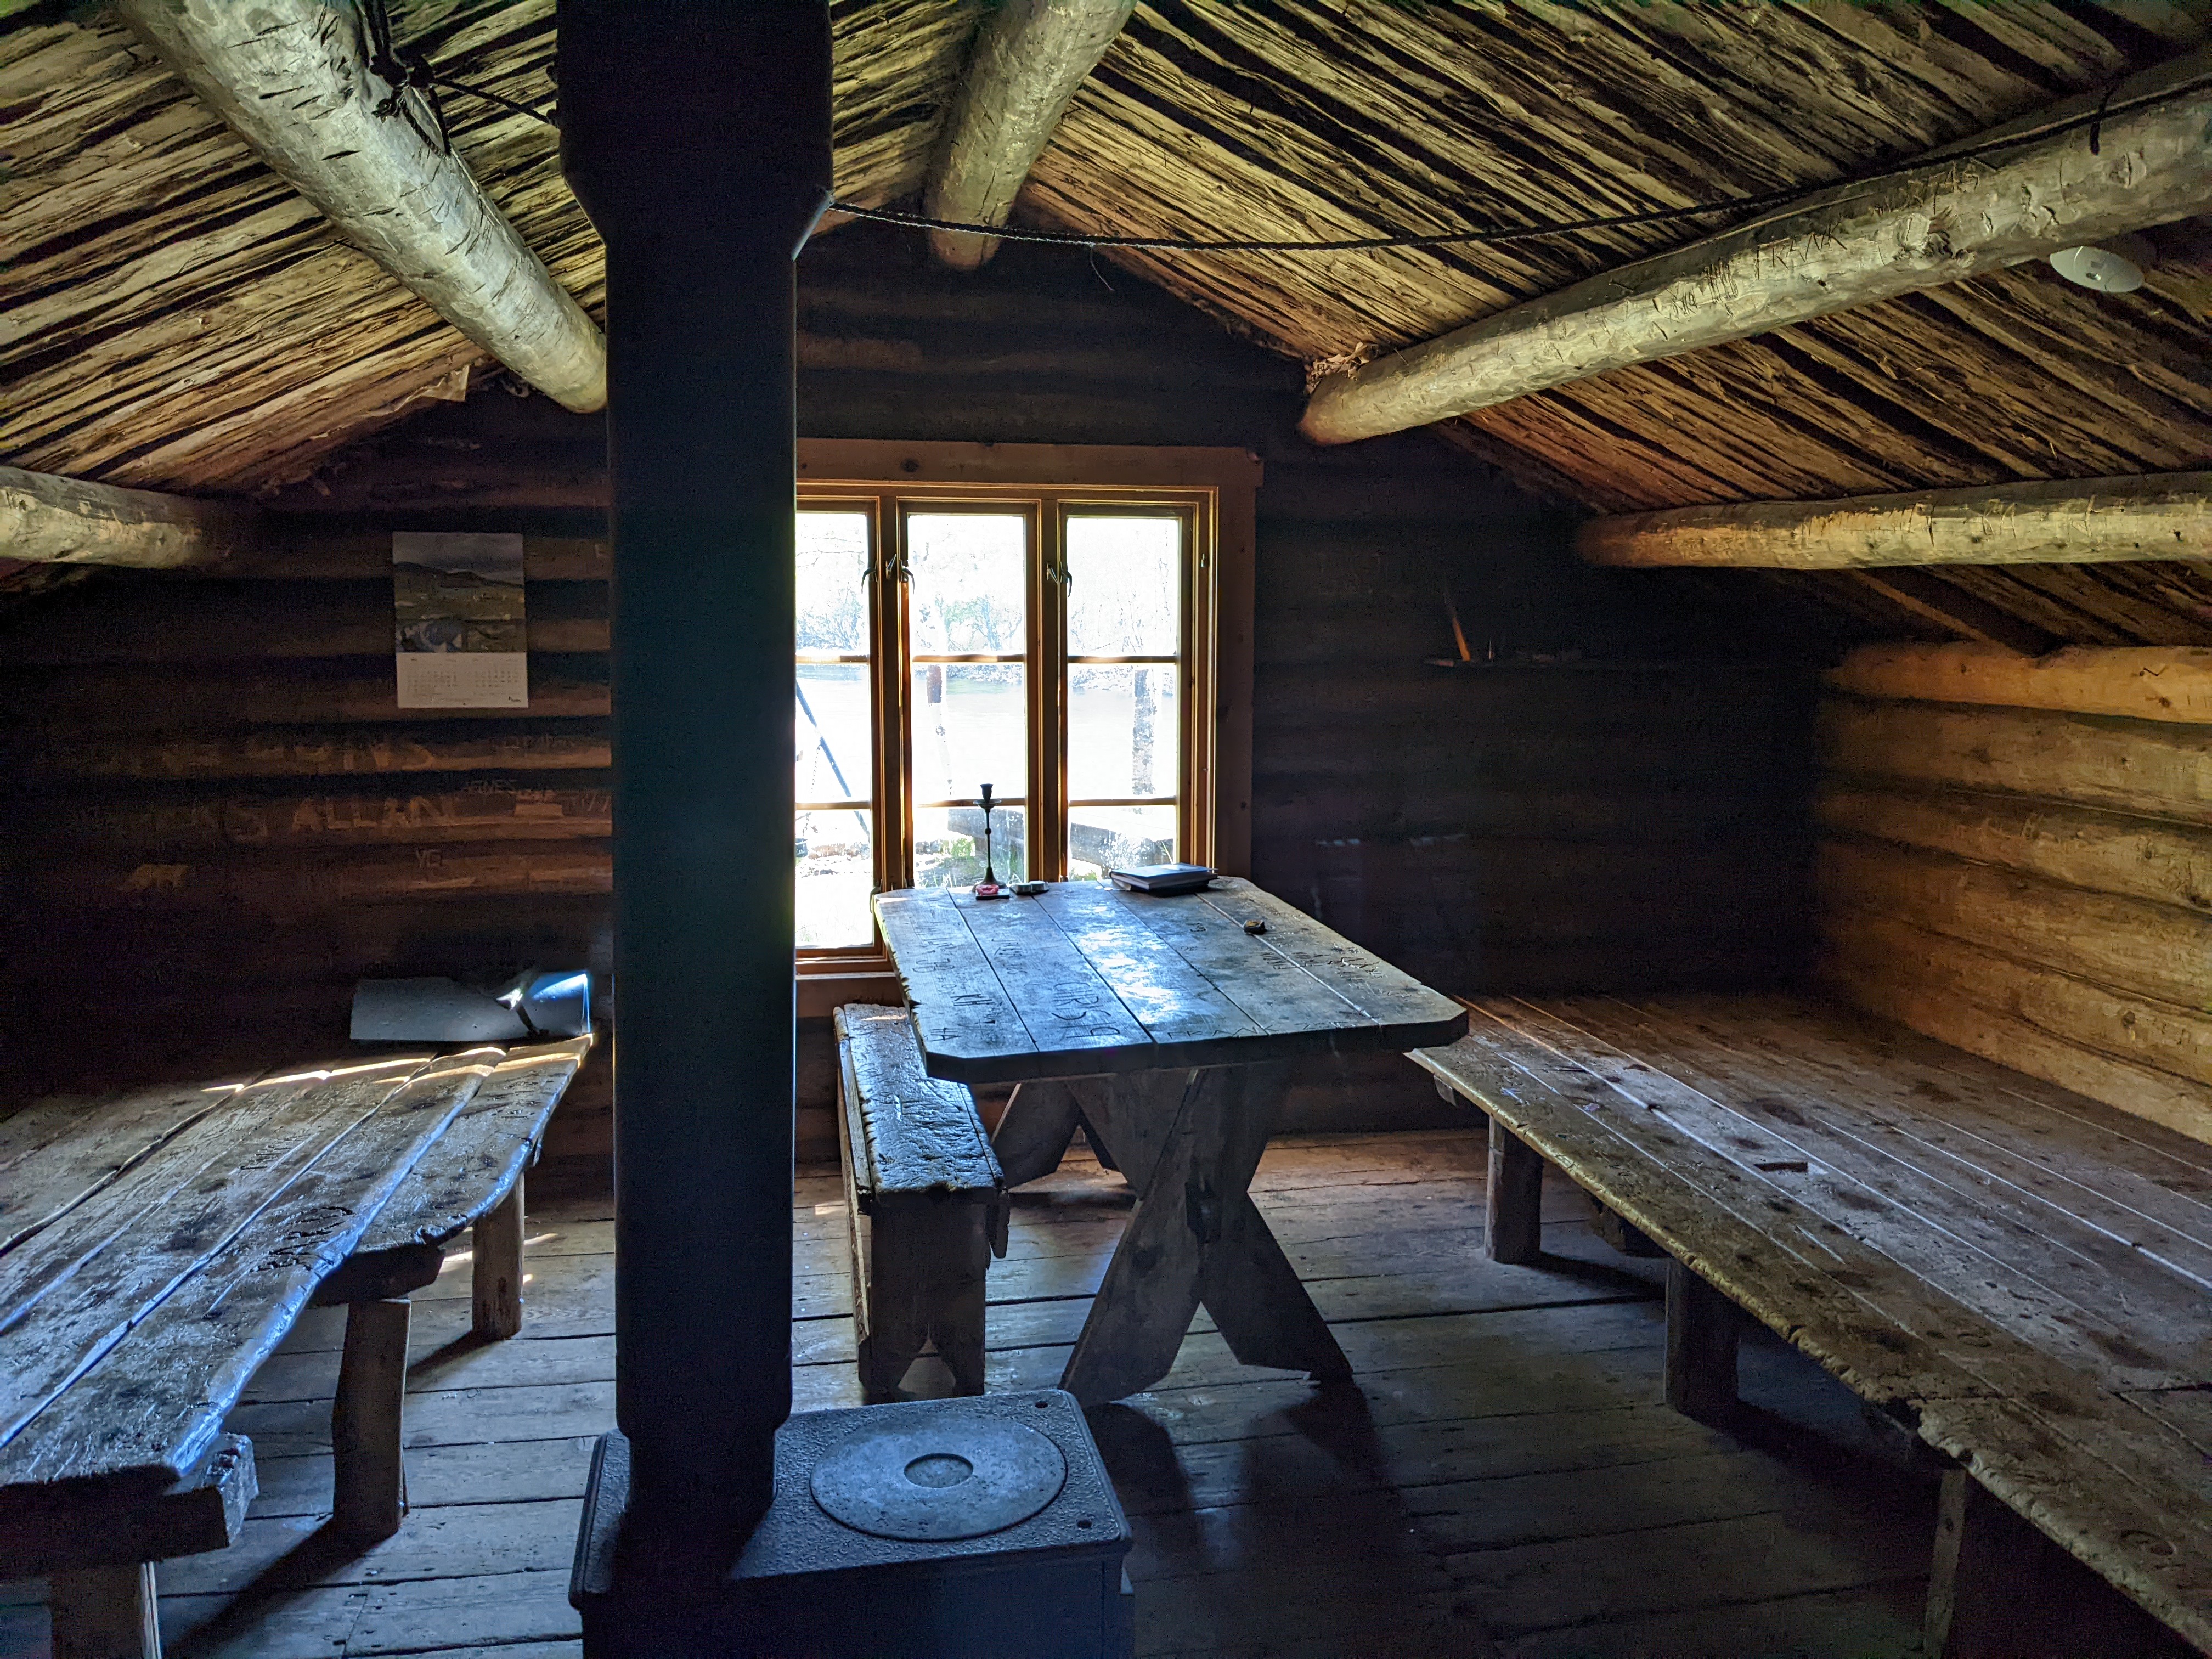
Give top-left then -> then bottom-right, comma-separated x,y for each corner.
1580,472 -> 2212,570
1,466 -> 261,570
924,0 -> 1137,269
1299,44 -> 2212,445
111,0 -> 606,413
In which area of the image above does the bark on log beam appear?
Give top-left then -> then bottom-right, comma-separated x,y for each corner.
2,465 -> 259,569
1578,473 -> 2212,569
1827,642 -> 2212,723
1816,782 -> 2212,915
924,0 -> 1136,269
1818,697 -> 2211,824
1822,909 -> 2212,1142
114,0 -> 606,413
1301,47 -> 2212,443
1815,837 -> 2212,1012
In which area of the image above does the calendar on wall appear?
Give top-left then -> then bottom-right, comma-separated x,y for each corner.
392,531 -> 529,709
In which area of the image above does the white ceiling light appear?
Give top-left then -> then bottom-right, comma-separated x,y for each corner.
2047,233 -> 2156,294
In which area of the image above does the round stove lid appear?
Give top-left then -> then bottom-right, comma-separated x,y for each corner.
810,1412 -> 1068,1542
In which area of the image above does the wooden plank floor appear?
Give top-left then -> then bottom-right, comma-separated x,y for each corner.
1,1129 -> 1937,1657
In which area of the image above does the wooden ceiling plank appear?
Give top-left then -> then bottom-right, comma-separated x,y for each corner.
1847,568 -> 2061,656
924,0 -> 1136,268
110,0 -> 606,413
1300,45 -> 2212,443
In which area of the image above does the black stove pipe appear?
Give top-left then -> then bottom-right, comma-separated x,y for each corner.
557,0 -> 833,1584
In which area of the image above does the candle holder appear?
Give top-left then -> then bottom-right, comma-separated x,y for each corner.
974,783 -> 1007,900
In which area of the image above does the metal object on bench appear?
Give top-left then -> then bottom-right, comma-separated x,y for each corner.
350,968 -> 592,1043
834,1006 -> 1007,1399
572,1390 -> 1135,1658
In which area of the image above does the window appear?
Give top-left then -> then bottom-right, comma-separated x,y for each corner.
792,442 -> 1257,973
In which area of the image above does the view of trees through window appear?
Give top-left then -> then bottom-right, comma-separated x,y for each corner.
794,496 -> 1199,949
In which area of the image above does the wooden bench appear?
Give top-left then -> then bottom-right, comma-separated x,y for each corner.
834,1006 -> 1006,1399
0,1036 -> 588,1658
1414,994 -> 2211,1659
307,1036 -> 591,1544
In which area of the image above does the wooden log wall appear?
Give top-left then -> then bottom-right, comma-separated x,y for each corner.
1815,646 -> 2212,1144
0,222 -> 1820,1149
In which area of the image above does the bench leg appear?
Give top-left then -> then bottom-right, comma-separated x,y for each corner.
472,1177 -> 526,1340
1927,1468 -> 2190,1658
1664,1259 -> 1738,1421
332,1297 -> 411,1544
48,1563 -> 160,1659
1485,1118 -> 1544,1265
991,1081 -> 1084,1186
859,1194 -> 993,1398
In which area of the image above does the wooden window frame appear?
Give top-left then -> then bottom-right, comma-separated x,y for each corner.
794,439 -> 1260,1015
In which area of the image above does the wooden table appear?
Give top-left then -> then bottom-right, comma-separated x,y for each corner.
872,877 -> 1465,1404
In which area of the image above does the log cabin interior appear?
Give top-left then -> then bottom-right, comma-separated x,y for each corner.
3,1 -> 2212,1656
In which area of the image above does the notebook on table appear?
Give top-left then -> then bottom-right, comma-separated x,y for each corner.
1107,863 -> 1217,895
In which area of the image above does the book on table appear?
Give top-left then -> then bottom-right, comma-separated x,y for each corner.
1106,864 -> 1216,895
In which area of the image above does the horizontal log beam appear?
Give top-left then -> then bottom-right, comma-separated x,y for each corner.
2,466 -> 259,569
1828,642 -> 2212,723
26,725 -> 608,782
1819,697 -> 2211,825
1817,782 -> 2212,915
924,0 -> 1136,269
40,841 -> 612,915
1578,473 -> 2212,569
16,665 -> 610,728
114,0 -> 605,412
214,535 -> 608,583
1301,47 -> 2212,443
1816,836 -> 2210,1011
50,780 -> 612,851
13,588 -> 608,665
1822,909 -> 2212,1141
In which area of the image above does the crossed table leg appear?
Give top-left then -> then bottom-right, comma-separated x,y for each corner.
996,1062 -> 1353,1406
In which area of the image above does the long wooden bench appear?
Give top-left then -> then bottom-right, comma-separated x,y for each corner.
834,1005 -> 1006,1399
0,1036 -> 589,1658
1414,994 -> 2211,1658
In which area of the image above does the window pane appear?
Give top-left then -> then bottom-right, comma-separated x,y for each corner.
1069,804 -> 1175,878
1068,665 -> 1177,800
796,809 -> 874,947
795,663 -> 871,805
1066,516 -> 1180,657
798,511 -> 870,653
911,662 -> 1026,803
909,513 -> 1026,654
916,804 -> 1026,890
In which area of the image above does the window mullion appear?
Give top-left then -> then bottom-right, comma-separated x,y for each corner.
1031,495 -> 1066,882
873,490 -> 913,892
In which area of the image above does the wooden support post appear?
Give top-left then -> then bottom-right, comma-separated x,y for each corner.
47,1564 -> 160,1659
557,0 -> 834,1585
472,1177 -> 526,1340
1664,1259 -> 1739,1421
1484,1118 -> 1544,1265
331,1297 -> 411,1544
1926,1468 -> 2191,1658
